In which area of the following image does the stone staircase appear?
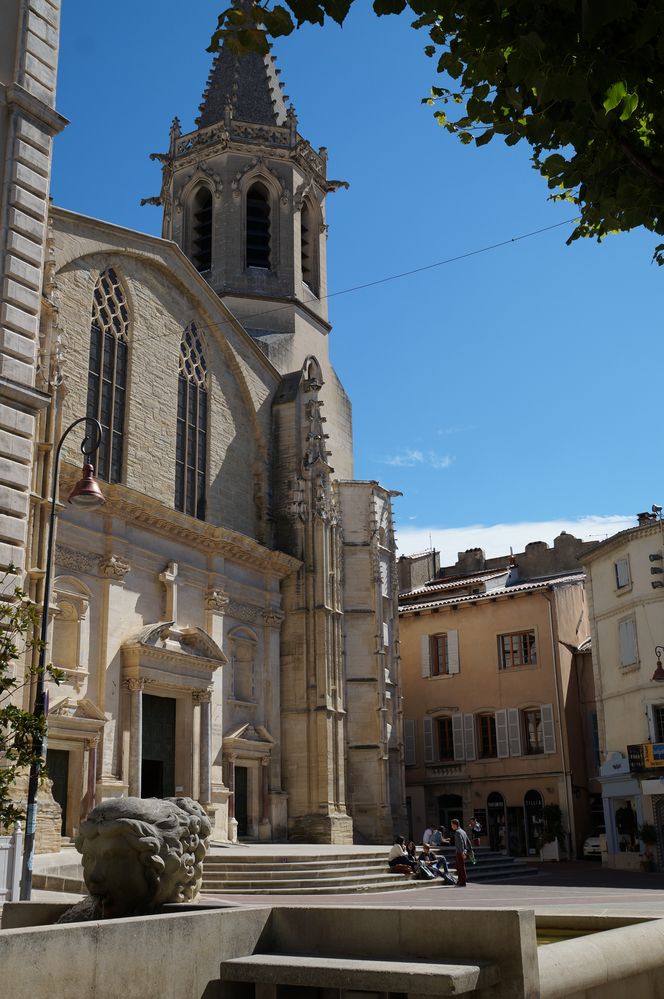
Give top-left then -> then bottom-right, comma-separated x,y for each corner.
200,846 -> 537,896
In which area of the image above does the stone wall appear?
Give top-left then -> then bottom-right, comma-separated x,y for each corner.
0,0 -> 66,587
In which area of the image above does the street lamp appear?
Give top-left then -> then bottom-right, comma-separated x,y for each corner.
20,417 -> 105,899
652,646 -> 664,684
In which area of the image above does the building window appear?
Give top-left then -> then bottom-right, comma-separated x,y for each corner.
190,187 -> 213,272
404,719 -> 416,767
300,200 -> 318,295
246,182 -> 271,268
175,323 -> 208,520
430,634 -> 448,676
436,716 -> 454,760
614,558 -> 631,589
477,713 -> 497,758
523,708 -> 544,754
86,268 -> 129,483
498,631 -> 537,669
618,617 -> 638,667
653,706 -> 664,743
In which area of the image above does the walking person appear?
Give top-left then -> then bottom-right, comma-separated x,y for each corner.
451,818 -> 474,887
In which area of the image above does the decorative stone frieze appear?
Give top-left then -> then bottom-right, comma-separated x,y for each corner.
55,544 -> 98,575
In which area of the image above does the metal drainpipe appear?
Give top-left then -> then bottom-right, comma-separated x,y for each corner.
545,590 -> 577,858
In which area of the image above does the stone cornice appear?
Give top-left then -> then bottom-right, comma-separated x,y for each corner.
580,521 -> 660,564
60,468 -> 300,578
6,83 -> 69,135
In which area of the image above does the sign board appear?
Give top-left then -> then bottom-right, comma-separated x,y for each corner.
628,743 -> 664,771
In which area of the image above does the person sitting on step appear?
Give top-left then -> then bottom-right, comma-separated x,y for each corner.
387,835 -> 418,876
420,842 -> 456,884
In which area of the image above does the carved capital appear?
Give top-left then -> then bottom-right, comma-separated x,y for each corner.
192,689 -> 212,704
205,588 -> 230,612
124,678 -> 146,693
100,554 -> 131,580
262,608 -> 285,628
84,736 -> 100,750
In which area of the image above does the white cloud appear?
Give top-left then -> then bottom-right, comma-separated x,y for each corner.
382,449 -> 453,469
396,514 -> 637,561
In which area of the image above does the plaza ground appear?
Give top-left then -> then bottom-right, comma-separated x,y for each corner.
26,850 -> 664,918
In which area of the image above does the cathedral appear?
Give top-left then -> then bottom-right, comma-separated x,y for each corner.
0,3 -> 405,845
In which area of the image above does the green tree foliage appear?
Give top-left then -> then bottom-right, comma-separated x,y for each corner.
210,1 -> 664,260
0,570 -> 62,828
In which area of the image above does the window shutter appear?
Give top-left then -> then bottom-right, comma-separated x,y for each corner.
463,713 -> 477,761
452,714 -> 465,761
447,629 -> 460,674
421,634 -> 431,677
615,559 -> 630,588
383,621 -> 390,648
404,720 -> 416,767
619,618 -> 637,666
507,708 -> 522,756
646,703 -> 655,742
541,703 -> 556,753
495,709 -> 509,758
423,717 -> 434,763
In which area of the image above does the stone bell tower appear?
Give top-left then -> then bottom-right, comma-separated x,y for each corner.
149,33 -> 353,478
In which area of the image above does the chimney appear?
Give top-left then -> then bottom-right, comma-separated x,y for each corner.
637,511 -> 658,527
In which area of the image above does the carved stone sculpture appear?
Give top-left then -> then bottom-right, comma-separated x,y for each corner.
58,796 -> 211,921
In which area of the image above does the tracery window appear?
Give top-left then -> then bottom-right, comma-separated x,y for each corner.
190,187 -> 213,272
246,182 -> 271,268
86,268 -> 129,483
175,323 -> 208,520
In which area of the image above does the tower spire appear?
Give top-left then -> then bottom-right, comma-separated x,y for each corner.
197,18 -> 291,129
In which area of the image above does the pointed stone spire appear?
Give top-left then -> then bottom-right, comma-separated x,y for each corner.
196,24 -> 291,129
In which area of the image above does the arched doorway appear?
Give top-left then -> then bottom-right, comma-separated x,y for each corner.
438,793 -> 463,835
524,789 -> 544,855
487,791 -> 506,852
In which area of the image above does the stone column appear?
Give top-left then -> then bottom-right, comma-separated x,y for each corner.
82,737 -> 98,818
125,678 -> 145,797
194,690 -> 212,805
261,758 -> 270,823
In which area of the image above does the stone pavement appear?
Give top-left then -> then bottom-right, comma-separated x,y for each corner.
200,861 -> 664,918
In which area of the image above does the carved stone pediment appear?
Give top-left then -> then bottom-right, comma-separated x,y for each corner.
125,621 -> 226,665
48,696 -> 106,740
223,723 -> 275,758
122,622 -> 226,693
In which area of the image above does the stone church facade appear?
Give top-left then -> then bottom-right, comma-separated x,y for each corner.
2,3 -> 406,844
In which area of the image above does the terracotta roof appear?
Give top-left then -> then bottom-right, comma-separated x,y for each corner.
398,572 -> 585,614
399,569 -> 508,599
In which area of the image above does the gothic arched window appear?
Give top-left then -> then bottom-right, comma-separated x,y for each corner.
86,268 -> 129,483
175,323 -> 208,520
300,200 -> 319,296
246,182 -> 271,269
190,186 -> 213,272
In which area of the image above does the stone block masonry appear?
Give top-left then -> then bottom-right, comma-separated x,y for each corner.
0,0 -> 67,576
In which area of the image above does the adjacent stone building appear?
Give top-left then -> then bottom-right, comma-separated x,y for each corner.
4,11 -> 405,845
399,534 -> 600,857
581,510 -> 664,868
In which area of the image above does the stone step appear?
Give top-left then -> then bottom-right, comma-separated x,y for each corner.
203,878 -> 439,895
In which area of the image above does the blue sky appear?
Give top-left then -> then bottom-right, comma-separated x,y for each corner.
52,2 -> 661,559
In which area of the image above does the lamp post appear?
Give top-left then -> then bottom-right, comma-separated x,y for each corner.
20,416 -> 105,900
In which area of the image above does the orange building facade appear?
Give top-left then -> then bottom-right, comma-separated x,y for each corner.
399,537 -> 600,857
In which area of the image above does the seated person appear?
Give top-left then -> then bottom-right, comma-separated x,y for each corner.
430,825 -> 445,848
387,835 -> 417,875
419,842 -> 456,884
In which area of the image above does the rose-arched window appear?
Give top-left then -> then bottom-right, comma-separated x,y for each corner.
246,182 -> 271,269
86,268 -> 129,483
175,322 -> 208,520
